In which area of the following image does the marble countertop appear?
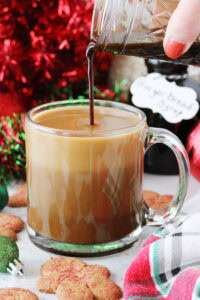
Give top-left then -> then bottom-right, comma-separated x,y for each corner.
1,173 -> 199,299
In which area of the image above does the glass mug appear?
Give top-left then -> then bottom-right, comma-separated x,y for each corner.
91,0 -> 200,65
25,100 -> 189,256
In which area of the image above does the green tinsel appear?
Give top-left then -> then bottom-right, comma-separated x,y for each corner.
0,114 -> 26,184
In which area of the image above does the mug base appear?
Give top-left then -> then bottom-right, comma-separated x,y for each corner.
27,224 -> 142,257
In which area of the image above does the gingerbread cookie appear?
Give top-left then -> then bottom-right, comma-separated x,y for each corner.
56,265 -> 112,300
0,228 -> 17,241
143,190 -> 173,210
56,276 -> 93,300
37,257 -> 122,299
0,288 -> 38,299
0,214 -> 24,232
79,265 -> 122,300
37,257 -> 86,293
8,184 -> 27,207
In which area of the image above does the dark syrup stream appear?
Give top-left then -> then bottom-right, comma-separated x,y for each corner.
86,42 -> 96,126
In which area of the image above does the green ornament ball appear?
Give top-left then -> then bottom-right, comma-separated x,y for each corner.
0,236 -> 19,272
0,184 -> 8,211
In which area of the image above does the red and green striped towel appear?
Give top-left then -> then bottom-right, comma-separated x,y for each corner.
124,214 -> 200,300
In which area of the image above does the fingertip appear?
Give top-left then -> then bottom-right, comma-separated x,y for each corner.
163,0 -> 200,59
164,39 -> 186,59
164,38 -> 193,59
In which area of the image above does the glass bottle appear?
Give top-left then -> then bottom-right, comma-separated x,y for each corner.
91,0 -> 200,65
129,59 -> 200,174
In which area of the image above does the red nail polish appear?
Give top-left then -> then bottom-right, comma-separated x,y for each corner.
164,40 -> 186,59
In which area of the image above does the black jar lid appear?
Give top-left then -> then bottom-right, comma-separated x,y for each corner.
145,59 -> 188,77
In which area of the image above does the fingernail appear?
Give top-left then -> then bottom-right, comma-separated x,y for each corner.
164,39 -> 186,59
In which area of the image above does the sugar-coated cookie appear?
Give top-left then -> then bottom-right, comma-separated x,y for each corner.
80,264 -> 111,281
0,214 -> 24,232
143,190 -> 173,210
8,184 -> 27,207
0,288 -> 38,299
56,276 -> 93,300
37,257 -> 122,299
37,257 -> 86,293
0,228 -> 17,241
143,190 -> 159,207
158,195 -> 173,210
79,265 -> 122,300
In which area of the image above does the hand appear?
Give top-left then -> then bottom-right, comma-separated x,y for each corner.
164,0 -> 200,59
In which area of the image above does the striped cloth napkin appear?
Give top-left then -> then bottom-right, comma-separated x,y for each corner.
124,213 -> 200,300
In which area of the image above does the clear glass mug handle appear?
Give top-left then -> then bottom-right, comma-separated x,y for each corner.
143,127 -> 190,225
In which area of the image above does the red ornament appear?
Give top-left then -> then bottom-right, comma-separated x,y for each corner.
187,121 -> 200,181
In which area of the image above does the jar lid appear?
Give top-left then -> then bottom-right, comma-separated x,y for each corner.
145,59 -> 188,77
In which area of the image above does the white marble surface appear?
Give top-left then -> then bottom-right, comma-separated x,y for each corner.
0,173 -> 199,299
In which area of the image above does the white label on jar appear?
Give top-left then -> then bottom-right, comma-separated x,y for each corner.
130,72 -> 199,123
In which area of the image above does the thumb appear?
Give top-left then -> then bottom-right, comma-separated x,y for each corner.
164,0 -> 200,59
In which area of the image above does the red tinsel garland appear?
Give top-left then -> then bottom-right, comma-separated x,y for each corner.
0,0 -> 112,116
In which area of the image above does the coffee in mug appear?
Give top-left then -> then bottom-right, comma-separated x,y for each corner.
26,100 -> 189,255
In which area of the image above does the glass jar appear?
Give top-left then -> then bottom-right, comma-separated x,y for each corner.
91,0 -> 200,65
128,59 -> 200,174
